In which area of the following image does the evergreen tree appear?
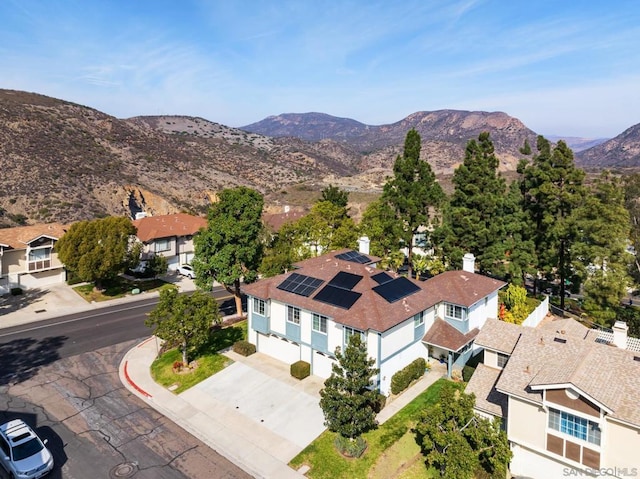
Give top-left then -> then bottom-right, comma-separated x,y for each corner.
259,222 -> 303,277
319,334 -> 379,446
294,201 -> 357,255
55,216 -> 137,290
320,184 -> 349,209
623,173 -> 640,282
382,129 -> 444,277
194,187 -> 264,316
520,137 -> 585,306
358,199 -> 402,258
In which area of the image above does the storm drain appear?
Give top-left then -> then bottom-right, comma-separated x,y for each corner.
110,462 -> 138,478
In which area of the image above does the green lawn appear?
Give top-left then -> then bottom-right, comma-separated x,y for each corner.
289,378 -> 462,479
73,276 -> 168,302
150,320 -> 247,394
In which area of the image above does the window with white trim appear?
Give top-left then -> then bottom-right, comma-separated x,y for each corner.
344,326 -> 364,344
497,352 -> 509,368
253,298 -> 265,316
312,313 -> 328,334
445,303 -> 465,321
548,407 -> 601,446
154,238 -> 171,252
28,247 -> 51,261
287,305 -> 300,325
414,312 -> 424,327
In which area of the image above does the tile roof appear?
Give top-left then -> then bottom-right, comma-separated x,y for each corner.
263,211 -> 305,232
132,213 -> 207,242
0,223 -> 68,249
244,249 -> 505,334
426,270 -> 506,307
422,318 -> 479,352
494,325 -> 640,426
465,363 -> 508,418
474,318 -> 526,354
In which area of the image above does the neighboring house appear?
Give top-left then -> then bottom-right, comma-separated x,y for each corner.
244,249 -> 505,395
262,207 -> 305,234
0,223 -> 68,290
467,317 -> 640,478
132,213 -> 206,271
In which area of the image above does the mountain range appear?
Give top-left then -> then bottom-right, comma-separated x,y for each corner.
0,89 -> 638,227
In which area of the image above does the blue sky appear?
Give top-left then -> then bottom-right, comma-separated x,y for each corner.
1,0 -> 639,138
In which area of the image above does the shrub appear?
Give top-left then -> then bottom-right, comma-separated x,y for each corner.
10,287 -> 23,296
334,435 -> 367,458
233,340 -> 256,357
390,357 -> 426,395
462,365 -> 476,382
290,360 -> 311,380
369,390 -> 387,413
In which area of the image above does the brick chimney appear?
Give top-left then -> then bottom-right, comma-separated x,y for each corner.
462,253 -> 475,273
612,321 -> 628,349
358,236 -> 370,255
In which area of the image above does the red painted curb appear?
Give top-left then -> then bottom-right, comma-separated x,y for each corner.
137,336 -> 155,348
124,361 -> 152,398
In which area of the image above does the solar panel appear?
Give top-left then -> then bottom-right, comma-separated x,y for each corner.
328,271 -> 363,290
313,285 -> 362,309
335,250 -> 371,264
277,272 -> 324,297
371,271 -> 393,285
372,276 -> 421,303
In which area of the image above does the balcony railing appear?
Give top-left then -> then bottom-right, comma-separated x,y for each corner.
28,259 -> 52,271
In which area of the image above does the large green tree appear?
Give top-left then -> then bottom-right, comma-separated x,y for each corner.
320,184 -> 349,209
358,199 -> 402,259
194,187 -> 264,316
519,137 -> 585,306
414,382 -> 511,479
624,173 -> 640,283
294,201 -> 358,255
145,287 -> 219,365
382,129 -> 444,277
572,172 -> 632,324
319,334 -> 379,447
55,216 -> 137,289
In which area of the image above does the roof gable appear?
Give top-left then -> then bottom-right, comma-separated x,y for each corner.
132,213 -> 207,242
0,223 -> 68,249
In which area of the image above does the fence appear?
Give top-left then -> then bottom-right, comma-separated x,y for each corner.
522,295 -> 549,328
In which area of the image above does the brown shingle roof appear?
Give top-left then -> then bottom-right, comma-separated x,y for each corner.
475,318 -> 525,354
465,363 -> 508,417
245,249 -> 504,334
422,318 -> 479,352
132,214 -> 207,242
426,270 -> 506,307
263,211 -> 305,232
0,223 -> 68,250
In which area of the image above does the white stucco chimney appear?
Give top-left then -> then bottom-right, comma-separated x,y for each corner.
612,321 -> 628,349
462,253 -> 475,273
284,205 -> 290,213
358,236 -> 370,255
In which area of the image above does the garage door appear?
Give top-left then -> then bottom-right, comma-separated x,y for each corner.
257,333 -> 300,364
167,256 -> 180,271
19,269 -> 65,289
312,351 -> 335,379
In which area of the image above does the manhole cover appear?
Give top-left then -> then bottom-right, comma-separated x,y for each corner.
110,462 -> 138,478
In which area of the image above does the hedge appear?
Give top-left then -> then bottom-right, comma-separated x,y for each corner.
390,357 -> 426,395
290,360 -> 311,380
232,340 -> 256,357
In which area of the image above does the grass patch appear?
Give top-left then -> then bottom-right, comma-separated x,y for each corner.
73,276 -> 168,302
289,378 -> 461,479
150,321 -> 246,394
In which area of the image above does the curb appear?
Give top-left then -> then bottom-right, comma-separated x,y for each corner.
123,361 -> 152,398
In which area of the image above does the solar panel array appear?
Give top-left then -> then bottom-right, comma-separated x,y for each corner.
328,271 -> 363,290
372,276 -> 421,303
371,271 -> 393,285
335,250 -> 371,264
277,273 -> 324,297
314,285 -> 362,309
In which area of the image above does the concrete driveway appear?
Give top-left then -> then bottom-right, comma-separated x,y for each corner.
180,351 -> 326,462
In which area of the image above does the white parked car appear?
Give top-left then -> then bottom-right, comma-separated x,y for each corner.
177,264 -> 196,279
0,419 -> 54,479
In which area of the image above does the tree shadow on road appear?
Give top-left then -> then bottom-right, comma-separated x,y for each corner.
0,336 -> 67,386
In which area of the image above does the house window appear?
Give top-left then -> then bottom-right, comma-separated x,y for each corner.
414,312 -> 424,327
154,238 -> 171,253
253,298 -> 265,316
28,247 -> 51,262
445,304 -> 465,321
548,408 -> 601,446
312,313 -> 328,334
344,326 -> 364,344
287,305 -> 300,325
497,352 -> 509,368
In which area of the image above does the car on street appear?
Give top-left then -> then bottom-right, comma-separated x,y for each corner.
178,264 -> 196,279
0,419 -> 54,479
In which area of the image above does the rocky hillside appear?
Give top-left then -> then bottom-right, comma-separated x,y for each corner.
243,110 -> 539,173
0,90 -> 361,226
576,123 -> 640,169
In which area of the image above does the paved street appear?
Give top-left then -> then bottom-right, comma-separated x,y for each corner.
0,339 -> 252,479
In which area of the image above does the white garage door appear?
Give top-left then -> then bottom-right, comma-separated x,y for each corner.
19,269 -> 65,289
257,333 -> 300,365
167,256 -> 180,271
312,351 -> 335,379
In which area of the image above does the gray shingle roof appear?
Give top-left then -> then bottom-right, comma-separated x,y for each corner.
465,363 -> 508,418
474,318 -> 524,354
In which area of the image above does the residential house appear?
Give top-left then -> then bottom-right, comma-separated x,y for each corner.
262,207 -> 305,234
0,223 -> 68,291
132,213 -> 206,271
244,249 -> 505,395
467,318 -> 640,477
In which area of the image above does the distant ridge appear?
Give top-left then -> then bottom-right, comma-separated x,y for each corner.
577,123 -> 640,168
